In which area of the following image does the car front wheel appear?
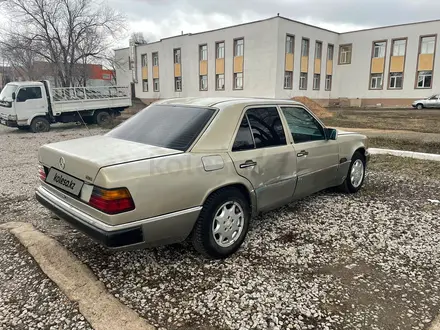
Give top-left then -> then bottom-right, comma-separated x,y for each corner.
339,151 -> 366,193
416,104 -> 424,110
191,188 -> 250,259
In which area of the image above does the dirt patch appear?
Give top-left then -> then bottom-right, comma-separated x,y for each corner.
324,108 -> 440,134
369,154 -> 440,180
293,96 -> 333,119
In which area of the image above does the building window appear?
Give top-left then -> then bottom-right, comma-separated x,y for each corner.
301,38 -> 309,57
339,44 -> 352,64
200,75 -> 208,90
153,78 -> 159,92
234,38 -> 244,57
373,41 -> 386,58
234,72 -> 243,89
421,36 -> 436,54
327,44 -> 334,60
141,54 -> 148,67
392,39 -> 406,56
199,44 -> 208,61
370,73 -> 383,89
313,74 -> 320,90
152,52 -> 159,66
315,41 -> 322,59
175,77 -> 182,92
389,72 -> 403,89
284,71 -> 293,89
299,72 -> 307,90
216,42 -> 225,59
174,49 -> 181,64
142,79 -> 148,92
417,71 -> 433,88
325,75 -> 332,91
286,35 -> 294,54
216,74 -> 225,90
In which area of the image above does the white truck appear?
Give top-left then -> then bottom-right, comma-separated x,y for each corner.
0,81 -> 132,132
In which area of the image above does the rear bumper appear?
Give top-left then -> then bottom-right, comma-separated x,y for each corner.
35,185 -> 201,249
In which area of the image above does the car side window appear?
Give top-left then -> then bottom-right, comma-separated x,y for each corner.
281,106 -> 326,143
246,107 -> 286,148
232,116 -> 255,151
17,87 -> 42,102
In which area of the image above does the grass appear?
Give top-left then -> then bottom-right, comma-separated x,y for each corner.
369,155 -> 440,180
323,108 -> 440,134
368,137 -> 440,154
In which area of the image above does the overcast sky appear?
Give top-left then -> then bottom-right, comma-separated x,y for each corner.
108,0 -> 438,45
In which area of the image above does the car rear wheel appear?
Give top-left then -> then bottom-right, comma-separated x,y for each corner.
30,117 -> 50,133
339,151 -> 366,194
191,188 -> 250,259
416,104 -> 424,110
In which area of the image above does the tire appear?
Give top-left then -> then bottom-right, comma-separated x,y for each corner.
339,151 -> 366,194
191,188 -> 250,259
30,117 -> 50,133
94,111 -> 112,127
416,104 -> 424,110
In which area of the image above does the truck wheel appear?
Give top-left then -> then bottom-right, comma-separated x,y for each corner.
191,187 -> 250,259
30,117 -> 50,133
94,111 -> 112,127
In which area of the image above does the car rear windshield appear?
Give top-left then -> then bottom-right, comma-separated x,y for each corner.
106,104 -> 216,151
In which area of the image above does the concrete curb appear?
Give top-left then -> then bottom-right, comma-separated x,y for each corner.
0,222 -> 155,330
369,148 -> 440,162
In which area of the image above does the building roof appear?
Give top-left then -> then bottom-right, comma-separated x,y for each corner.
114,15 -> 440,52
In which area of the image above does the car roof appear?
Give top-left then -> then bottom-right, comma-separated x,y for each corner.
154,97 -> 303,108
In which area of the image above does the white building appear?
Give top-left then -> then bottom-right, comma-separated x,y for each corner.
115,15 -> 440,107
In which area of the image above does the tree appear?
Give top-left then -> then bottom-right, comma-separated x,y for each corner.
130,32 -> 147,45
0,0 -> 126,87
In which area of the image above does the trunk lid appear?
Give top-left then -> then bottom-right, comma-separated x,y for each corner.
38,135 -> 182,183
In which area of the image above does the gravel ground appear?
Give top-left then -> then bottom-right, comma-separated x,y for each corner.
0,229 -> 92,329
1,124 -> 440,330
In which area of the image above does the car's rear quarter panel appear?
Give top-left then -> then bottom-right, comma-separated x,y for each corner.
95,152 -> 254,226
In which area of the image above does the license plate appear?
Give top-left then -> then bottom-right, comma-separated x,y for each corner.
0,119 -> 5,125
46,168 -> 84,196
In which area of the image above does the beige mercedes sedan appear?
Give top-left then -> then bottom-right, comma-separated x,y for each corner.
36,97 -> 369,259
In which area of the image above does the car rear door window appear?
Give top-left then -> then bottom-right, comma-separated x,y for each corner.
246,107 -> 286,148
232,116 -> 255,151
107,105 -> 215,151
281,106 -> 325,143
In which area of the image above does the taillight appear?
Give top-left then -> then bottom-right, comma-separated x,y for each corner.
88,187 -> 135,214
38,165 -> 46,181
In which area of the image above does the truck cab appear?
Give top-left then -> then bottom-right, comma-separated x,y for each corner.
0,81 -> 49,130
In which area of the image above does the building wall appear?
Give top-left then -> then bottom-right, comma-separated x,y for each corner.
335,20 -> 440,102
115,48 -> 133,88
274,18 -> 339,100
115,16 -> 440,106
131,18 -> 279,100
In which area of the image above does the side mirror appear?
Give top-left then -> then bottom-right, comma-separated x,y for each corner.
12,92 -> 16,100
326,128 -> 337,140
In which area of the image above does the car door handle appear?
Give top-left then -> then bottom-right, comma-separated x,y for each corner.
239,160 -> 257,168
297,150 -> 309,157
